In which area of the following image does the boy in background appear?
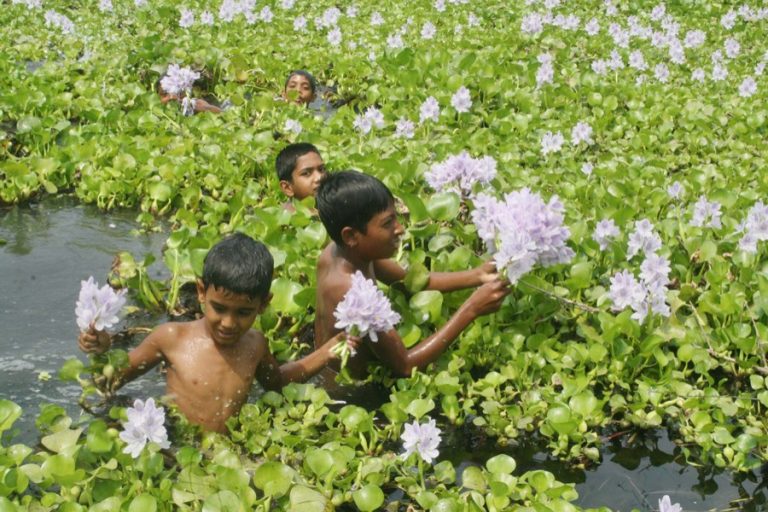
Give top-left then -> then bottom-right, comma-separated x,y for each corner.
79,233 -> 354,433
313,170 -> 510,378
275,142 -> 327,201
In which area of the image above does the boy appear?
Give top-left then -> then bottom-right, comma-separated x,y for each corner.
275,142 -> 327,201
79,233 -> 353,433
282,70 -> 317,106
314,170 -> 511,378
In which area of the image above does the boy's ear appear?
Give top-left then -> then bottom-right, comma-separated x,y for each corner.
279,180 -> 295,198
196,279 -> 207,303
340,226 -> 359,247
258,293 -> 273,314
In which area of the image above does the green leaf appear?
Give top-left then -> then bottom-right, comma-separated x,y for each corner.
460,466 -> 487,492
405,399 -> 435,420
288,485 -> 327,512
352,484 -> 385,512
58,359 -> 84,382
202,491 -> 242,512
426,192 -> 461,221
409,290 -> 443,323
486,454 -> 516,475
252,462 -> 294,497
129,495 -> 158,512
0,400 -> 22,434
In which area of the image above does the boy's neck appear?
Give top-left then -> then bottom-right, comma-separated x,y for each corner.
333,242 -> 372,273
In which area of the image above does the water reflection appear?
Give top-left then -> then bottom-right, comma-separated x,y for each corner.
442,424 -> 766,511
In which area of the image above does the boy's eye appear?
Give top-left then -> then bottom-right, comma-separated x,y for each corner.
212,305 -> 226,314
237,309 -> 255,317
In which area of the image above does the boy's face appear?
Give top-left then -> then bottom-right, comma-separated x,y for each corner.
196,282 -> 268,346
280,152 -> 326,200
345,203 -> 404,260
283,74 -> 315,105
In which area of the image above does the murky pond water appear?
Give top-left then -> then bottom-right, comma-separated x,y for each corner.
0,196 -> 167,441
1,198 -> 765,510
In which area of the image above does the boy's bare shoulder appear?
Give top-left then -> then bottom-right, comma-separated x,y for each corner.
238,328 -> 270,357
146,319 -> 203,347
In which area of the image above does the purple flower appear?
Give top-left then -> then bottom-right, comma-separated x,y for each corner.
327,27 -> 342,46
401,418 -> 441,463
334,272 -> 401,342
179,8 -> 195,28
419,97 -> 440,124
640,253 -> 671,289
691,196 -> 722,229
593,219 -> 620,250
472,189 -> 573,282
451,87 -> 472,113
284,119 -> 302,135
200,11 -> 214,25
627,219 -> 661,259
667,182 -> 683,200
75,277 -> 127,332
540,131 -> 564,155
425,152 -> 496,195
395,118 -> 415,139
609,270 -> 646,312
370,11 -> 384,26
354,107 -> 385,134
571,122 -> 593,145
120,398 -> 170,458
739,77 -> 757,98
421,21 -> 437,39
160,65 -> 200,96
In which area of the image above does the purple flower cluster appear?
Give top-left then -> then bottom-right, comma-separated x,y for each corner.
471,189 -> 573,283
739,201 -> 768,253
75,276 -> 127,332
593,219 -> 620,250
353,107 -> 385,134
334,271 -> 401,341
608,252 -> 671,322
425,152 -> 497,195
160,65 -> 200,96
626,219 -> 661,260
120,398 -> 170,458
691,196 -> 722,228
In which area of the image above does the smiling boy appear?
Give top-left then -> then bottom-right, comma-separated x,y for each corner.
79,233 -> 353,433
313,170 -> 510,378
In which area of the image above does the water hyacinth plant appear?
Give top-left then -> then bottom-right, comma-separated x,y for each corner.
75,276 -> 127,332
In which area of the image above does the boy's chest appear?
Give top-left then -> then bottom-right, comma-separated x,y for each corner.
166,346 -> 259,398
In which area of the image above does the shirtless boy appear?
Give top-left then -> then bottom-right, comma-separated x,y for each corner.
282,70 -> 317,106
79,233 -> 352,433
314,170 -> 511,378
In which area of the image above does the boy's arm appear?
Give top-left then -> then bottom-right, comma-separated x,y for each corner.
373,259 -> 498,292
367,279 -> 510,376
255,332 -> 360,390
79,325 -> 171,388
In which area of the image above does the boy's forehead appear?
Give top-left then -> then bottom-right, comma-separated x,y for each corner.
288,74 -> 310,86
294,152 -> 323,170
207,286 -> 262,306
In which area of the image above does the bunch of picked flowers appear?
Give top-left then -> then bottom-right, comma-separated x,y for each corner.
332,271 -> 401,366
159,64 -> 201,116
75,276 -> 127,332
470,189 -> 574,284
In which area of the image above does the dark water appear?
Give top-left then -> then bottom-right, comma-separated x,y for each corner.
0,196 -> 167,442
446,426 -> 766,511
1,198 -> 765,510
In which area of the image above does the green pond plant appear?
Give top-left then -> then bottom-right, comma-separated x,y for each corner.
2,0 -> 768,509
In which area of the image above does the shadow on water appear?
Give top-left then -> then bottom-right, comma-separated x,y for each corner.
0,196 -> 168,443
2,198 -> 766,511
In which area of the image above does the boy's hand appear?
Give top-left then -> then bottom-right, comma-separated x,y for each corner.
475,260 -> 499,284
78,328 -> 111,355
465,278 -> 511,317
327,332 -> 362,359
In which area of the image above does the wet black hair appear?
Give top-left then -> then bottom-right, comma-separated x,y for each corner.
201,232 -> 274,300
316,170 -> 395,246
284,69 -> 318,95
275,142 -> 321,182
